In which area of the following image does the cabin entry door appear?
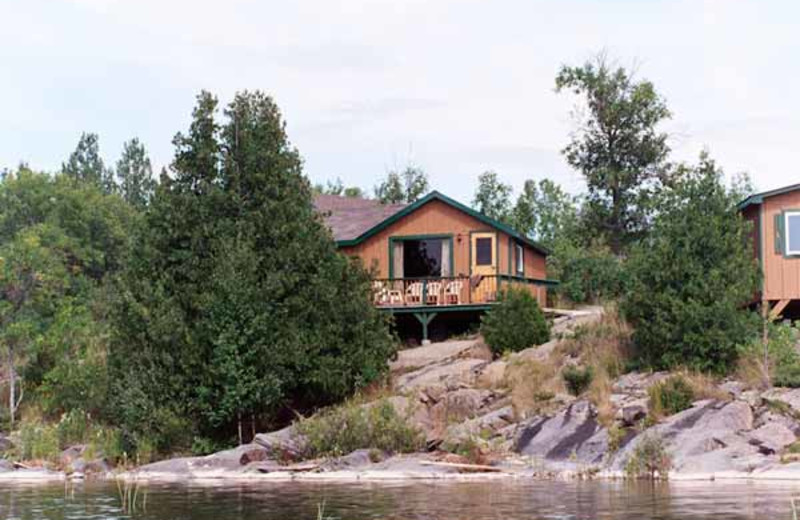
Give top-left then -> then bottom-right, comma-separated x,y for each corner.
470,232 -> 497,302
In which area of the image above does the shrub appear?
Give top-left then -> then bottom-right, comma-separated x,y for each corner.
481,288 -> 550,356
297,399 -> 424,458
552,242 -> 626,304
624,434 -> 671,480
562,365 -> 594,396
649,376 -> 695,419
14,420 -> 60,463
736,322 -> 800,389
621,156 -> 760,373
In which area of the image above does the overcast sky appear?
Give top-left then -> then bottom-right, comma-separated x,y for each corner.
1,0 -> 797,202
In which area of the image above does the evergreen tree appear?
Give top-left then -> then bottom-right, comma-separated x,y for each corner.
111,91 -> 395,450
117,138 -> 156,208
621,154 -> 760,373
63,132 -> 113,192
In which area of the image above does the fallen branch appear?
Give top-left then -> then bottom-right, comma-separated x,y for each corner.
419,461 -> 503,472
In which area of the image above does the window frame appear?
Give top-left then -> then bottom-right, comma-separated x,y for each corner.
475,237 -> 493,266
786,210 -> 800,256
515,243 -> 524,275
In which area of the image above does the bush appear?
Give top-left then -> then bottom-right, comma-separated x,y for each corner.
649,376 -> 694,419
621,156 -> 760,373
552,242 -> 626,304
481,288 -> 550,356
14,420 -> 60,462
297,399 -> 424,458
737,322 -> 800,389
562,365 -> 594,396
625,434 -> 671,480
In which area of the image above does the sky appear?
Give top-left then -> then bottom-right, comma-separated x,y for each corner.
1,0 -> 798,202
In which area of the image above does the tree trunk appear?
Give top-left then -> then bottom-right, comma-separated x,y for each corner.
7,346 -> 15,428
237,411 -> 243,446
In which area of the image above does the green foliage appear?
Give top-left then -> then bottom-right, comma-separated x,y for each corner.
740,322 -> 800,388
621,155 -> 760,373
298,399 -> 424,458
472,170 -> 513,223
314,178 -> 364,198
481,288 -> 550,356
624,434 -> 671,480
552,241 -> 626,304
116,138 -> 156,208
15,419 -> 60,462
512,179 -> 579,248
374,166 -> 428,204
648,376 -> 694,418
556,55 -> 671,254
562,365 -> 594,396
110,90 -> 396,453
62,132 -> 116,193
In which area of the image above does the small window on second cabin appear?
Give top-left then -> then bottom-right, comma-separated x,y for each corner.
786,211 -> 800,256
475,237 -> 493,265
515,243 -> 524,275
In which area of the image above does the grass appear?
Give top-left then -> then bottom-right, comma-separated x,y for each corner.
502,306 -> 633,424
297,398 -> 425,458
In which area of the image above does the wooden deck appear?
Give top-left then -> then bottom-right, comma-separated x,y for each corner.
372,275 -> 554,312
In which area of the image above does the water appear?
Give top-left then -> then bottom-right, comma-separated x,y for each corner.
1,480 -> 800,519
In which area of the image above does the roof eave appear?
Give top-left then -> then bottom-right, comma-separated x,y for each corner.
334,190 -> 551,256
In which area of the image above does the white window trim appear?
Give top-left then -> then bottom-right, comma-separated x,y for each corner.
786,211 -> 800,256
515,243 -> 524,275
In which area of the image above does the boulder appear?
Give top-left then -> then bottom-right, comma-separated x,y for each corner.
59,445 -> 86,467
761,388 -> 800,414
514,400 -> 607,464
0,435 -> 13,453
620,404 -> 647,426
394,359 -> 485,394
443,406 -> 515,447
0,459 -> 14,472
390,338 -> 486,373
609,400 -> 761,475
253,426 -> 307,461
748,423 -> 796,454
138,454 -> 242,474
321,449 -> 383,471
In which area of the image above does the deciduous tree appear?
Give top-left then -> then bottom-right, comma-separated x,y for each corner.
556,55 -> 671,253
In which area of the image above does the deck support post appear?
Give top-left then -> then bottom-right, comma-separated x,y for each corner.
413,312 -> 438,344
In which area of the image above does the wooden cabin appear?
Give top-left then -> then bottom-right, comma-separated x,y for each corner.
315,191 -> 558,341
739,183 -> 800,318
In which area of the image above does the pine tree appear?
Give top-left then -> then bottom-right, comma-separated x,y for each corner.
111,91 -> 395,450
63,133 -> 110,191
117,138 -> 156,208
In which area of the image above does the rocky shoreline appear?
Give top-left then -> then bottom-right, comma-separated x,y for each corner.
7,308 -> 800,485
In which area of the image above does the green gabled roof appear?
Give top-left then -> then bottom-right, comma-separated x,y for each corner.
335,190 -> 551,256
738,183 -> 800,211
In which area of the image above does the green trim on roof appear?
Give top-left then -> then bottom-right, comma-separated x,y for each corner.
738,183 -> 800,211
335,191 -> 551,256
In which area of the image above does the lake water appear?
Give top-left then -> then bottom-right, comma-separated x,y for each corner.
1,480 -> 800,519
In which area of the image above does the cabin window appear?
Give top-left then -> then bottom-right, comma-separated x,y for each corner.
786,211 -> 800,256
402,239 -> 443,278
475,238 -> 493,266
515,243 -> 524,275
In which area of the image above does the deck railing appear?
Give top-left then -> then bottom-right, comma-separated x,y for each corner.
372,275 -> 544,308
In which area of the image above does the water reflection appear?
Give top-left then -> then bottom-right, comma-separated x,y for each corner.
0,480 -> 799,520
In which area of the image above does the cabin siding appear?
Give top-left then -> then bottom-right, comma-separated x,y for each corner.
339,199 -> 549,306
761,190 -> 800,301
741,204 -> 762,302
